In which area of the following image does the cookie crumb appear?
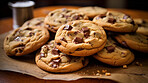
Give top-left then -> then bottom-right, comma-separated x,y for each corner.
135,62 -> 143,66
105,73 -> 111,76
96,73 -> 100,76
135,62 -> 140,66
123,65 -> 127,69
102,69 -> 107,73
97,70 -> 100,73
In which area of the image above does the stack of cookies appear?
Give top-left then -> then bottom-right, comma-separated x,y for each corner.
4,6 -> 148,73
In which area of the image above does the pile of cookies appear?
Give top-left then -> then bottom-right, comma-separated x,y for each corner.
4,6 -> 148,73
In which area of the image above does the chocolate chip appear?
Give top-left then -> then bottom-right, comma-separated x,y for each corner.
63,25 -> 73,31
27,22 -> 30,25
61,37 -> 67,42
50,58 -> 61,68
73,37 -> 84,44
36,22 -> 43,26
123,15 -> 130,19
106,45 -> 115,53
108,18 -> 116,24
121,41 -> 128,47
56,43 -> 61,45
75,48 -> 84,51
50,13 -> 54,16
82,27 -> 89,32
25,28 -> 32,30
29,32 -> 34,37
73,15 -> 79,20
82,27 -> 90,38
51,48 -> 60,55
84,32 -> 90,38
108,13 -> 112,16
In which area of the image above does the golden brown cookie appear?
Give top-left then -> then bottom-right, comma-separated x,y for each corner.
93,37 -> 135,66
44,8 -> 88,33
114,33 -> 148,53
93,11 -> 138,32
4,26 -> 50,56
55,20 -> 107,56
35,40 -> 89,73
78,6 -> 107,18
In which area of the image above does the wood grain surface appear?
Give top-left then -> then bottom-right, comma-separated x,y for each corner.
0,6 -> 148,83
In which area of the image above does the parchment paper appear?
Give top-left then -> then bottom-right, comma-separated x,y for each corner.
0,32 -> 148,83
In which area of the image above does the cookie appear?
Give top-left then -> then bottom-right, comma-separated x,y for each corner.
44,8 -> 89,33
114,33 -> 148,53
35,40 -> 89,73
134,18 -> 148,35
78,6 -> 107,18
4,26 -> 50,56
93,37 -> 135,66
93,11 -> 138,32
22,17 -> 45,28
55,20 -> 107,56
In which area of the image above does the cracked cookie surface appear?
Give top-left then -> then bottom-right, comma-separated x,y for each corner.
114,33 -> 148,53
55,20 -> 107,56
93,11 -> 138,32
93,37 -> 135,66
4,26 -> 49,56
44,8 -> 89,33
35,40 -> 89,73
78,6 -> 107,18
134,18 -> 148,36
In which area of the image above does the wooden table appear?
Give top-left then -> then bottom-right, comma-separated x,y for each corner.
0,6 -> 148,83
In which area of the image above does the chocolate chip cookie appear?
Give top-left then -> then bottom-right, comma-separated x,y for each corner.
55,20 -> 107,56
114,33 -> 148,53
134,18 -> 148,35
93,11 -> 138,32
22,17 -> 45,28
78,6 -> 107,18
35,40 -> 89,73
93,37 -> 135,66
4,26 -> 50,56
44,8 -> 89,33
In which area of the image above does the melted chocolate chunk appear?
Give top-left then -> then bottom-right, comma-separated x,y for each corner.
73,15 -> 79,20
108,18 -> 116,24
36,22 -> 43,26
61,37 -> 67,42
73,37 -> 84,44
51,48 -> 60,55
62,8 -> 67,11
63,25 -> 73,30
75,48 -> 84,51
65,15 -> 70,19
50,13 -> 54,16
106,45 -> 115,53
123,15 -> 130,19
56,43 -> 61,45
50,58 -> 61,68
82,27 -> 90,38
25,28 -> 32,30
17,47 -> 24,53
121,41 -> 128,47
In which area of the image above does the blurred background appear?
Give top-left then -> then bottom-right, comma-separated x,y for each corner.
0,0 -> 148,19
